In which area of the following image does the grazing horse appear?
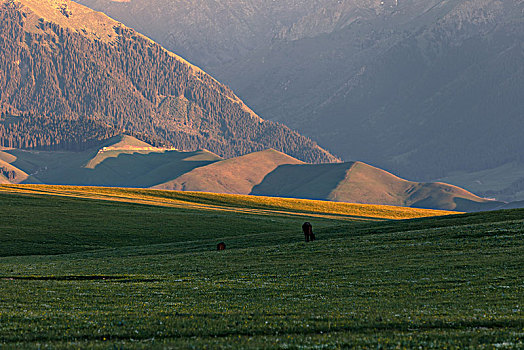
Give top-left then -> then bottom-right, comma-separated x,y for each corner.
217,242 -> 226,251
302,222 -> 316,242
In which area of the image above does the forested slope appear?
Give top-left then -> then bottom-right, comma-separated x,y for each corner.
0,0 -> 337,163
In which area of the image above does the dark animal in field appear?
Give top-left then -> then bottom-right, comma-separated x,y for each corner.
217,242 -> 226,251
302,222 -> 315,242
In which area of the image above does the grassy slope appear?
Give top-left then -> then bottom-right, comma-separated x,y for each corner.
0,184 -> 453,257
154,149 -> 303,193
252,161 -> 501,211
0,185 -> 522,348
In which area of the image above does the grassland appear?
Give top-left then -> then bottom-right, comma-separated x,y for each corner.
0,185 -> 522,348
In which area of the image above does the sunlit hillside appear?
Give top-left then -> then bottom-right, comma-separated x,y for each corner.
0,184 -> 456,222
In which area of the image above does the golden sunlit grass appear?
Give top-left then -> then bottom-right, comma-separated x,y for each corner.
0,184 -> 457,221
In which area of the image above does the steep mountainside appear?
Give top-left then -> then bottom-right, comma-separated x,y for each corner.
77,0 -> 524,197
0,0 -> 337,163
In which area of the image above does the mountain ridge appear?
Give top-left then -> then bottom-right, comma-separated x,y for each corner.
154,149 -> 304,194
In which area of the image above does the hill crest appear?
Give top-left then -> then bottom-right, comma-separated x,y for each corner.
154,148 -> 303,194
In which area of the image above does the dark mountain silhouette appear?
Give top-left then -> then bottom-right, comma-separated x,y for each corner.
0,0 -> 338,164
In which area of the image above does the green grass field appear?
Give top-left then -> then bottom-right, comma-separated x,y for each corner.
0,185 -> 522,348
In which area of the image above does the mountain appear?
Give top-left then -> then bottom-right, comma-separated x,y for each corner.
0,0 -> 337,164
74,0 -> 330,70
76,0 -> 524,198
154,149 -> 304,194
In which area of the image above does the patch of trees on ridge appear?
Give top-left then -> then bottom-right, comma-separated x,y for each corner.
0,110 -> 120,150
0,4 -> 337,163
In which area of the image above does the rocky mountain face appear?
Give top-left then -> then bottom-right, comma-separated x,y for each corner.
76,0 -> 524,199
0,0 -> 338,163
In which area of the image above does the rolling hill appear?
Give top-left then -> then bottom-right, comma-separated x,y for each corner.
158,151 -> 502,211
251,161 -> 503,212
76,0 -> 524,199
0,0 -> 337,163
154,149 -> 304,194
0,135 -> 222,187
0,135 -> 503,211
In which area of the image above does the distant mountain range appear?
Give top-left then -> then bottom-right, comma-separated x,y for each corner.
0,0 -> 337,164
0,135 -> 509,212
76,0 -> 524,201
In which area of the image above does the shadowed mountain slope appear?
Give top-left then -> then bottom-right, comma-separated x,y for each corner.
0,135 -> 222,187
154,149 -> 304,194
251,161 -> 502,212
0,0 -> 337,163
